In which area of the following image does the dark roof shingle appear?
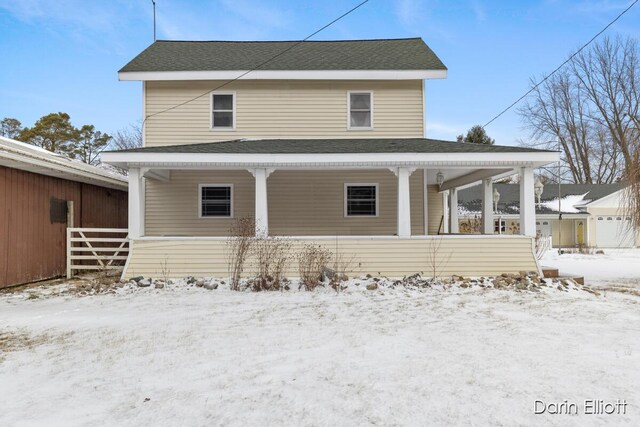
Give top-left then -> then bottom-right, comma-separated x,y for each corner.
458,183 -> 625,215
119,38 -> 447,73
109,138 -> 553,154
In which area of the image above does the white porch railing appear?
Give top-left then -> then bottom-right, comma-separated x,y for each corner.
66,228 -> 129,278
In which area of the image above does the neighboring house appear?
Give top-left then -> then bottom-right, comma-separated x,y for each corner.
457,183 -> 639,248
0,136 -> 128,288
102,38 -> 559,279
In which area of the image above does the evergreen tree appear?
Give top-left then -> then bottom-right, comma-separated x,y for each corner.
73,125 -> 111,165
0,117 -> 23,139
460,125 -> 495,145
19,112 -> 77,156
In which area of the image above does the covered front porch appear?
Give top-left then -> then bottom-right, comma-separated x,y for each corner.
125,165 -> 543,240
102,138 -> 558,278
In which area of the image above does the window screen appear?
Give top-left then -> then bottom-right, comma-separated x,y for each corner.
212,94 -> 234,128
200,186 -> 232,217
349,92 -> 372,128
346,185 -> 377,216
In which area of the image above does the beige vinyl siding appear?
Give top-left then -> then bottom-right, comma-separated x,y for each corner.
124,236 -> 539,279
144,80 -> 424,146
145,170 -> 255,236
145,169 -> 431,236
427,185 -> 444,234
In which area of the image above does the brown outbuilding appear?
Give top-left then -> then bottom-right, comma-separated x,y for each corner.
0,136 -> 128,288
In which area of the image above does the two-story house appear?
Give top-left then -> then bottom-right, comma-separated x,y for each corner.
102,38 -> 559,279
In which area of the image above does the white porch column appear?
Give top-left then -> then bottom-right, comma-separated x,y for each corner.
423,168 -> 429,235
396,167 -> 413,237
128,167 -> 144,239
481,178 -> 494,234
442,192 -> 449,233
449,188 -> 459,234
253,168 -> 271,237
519,167 -> 536,236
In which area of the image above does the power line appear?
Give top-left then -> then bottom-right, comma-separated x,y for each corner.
482,0 -> 638,129
143,0 -> 370,124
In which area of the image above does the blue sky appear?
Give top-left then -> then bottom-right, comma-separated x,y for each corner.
1,0 -> 639,145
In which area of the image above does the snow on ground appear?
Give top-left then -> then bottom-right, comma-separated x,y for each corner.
1,279 -> 639,426
541,248 -> 640,288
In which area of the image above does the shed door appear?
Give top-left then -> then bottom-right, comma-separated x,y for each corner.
595,216 -> 634,248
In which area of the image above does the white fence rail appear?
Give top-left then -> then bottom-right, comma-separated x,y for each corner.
67,228 -> 129,278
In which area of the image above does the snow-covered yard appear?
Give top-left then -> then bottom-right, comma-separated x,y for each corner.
1,269 -> 639,426
541,248 -> 640,288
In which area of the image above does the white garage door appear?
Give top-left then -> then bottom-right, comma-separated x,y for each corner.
595,216 -> 635,248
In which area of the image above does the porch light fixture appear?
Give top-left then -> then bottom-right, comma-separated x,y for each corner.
492,187 -> 500,213
534,178 -> 544,204
436,171 -> 444,187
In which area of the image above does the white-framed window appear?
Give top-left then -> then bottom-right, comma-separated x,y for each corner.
494,218 -> 506,233
198,184 -> 233,218
210,92 -> 236,130
344,183 -> 378,217
347,91 -> 373,130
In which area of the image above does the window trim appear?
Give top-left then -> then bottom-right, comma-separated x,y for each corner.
344,183 -> 379,218
346,90 -> 374,130
210,91 -> 236,131
198,183 -> 234,219
494,218 -> 506,233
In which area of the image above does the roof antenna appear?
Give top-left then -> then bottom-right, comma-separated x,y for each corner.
152,0 -> 157,42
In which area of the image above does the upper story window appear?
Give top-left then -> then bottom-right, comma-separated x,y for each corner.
347,91 -> 373,130
344,183 -> 378,217
199,184 -> 233,218
211,92 -> 235,130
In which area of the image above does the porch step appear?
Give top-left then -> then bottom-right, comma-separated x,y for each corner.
541,266 -> 584,285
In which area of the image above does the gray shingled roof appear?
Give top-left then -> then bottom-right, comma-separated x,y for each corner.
458,183 -> 625,215
108,138 -> 553,154
119,38 -> 447,73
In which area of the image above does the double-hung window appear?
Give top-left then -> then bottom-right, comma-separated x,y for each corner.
345,184 -> 378,217
348,91 -> 373,130
211,92 -> 235,130
199,184 -> 233,218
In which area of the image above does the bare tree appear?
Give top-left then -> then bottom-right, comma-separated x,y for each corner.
572,37 -> 639,172
110,122 -> 143,150
519,36 -> 639,184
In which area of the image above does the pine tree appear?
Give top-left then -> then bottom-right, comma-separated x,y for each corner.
19,112 -> 77,156
0,117 -> 23,139
460,125 -> 495,145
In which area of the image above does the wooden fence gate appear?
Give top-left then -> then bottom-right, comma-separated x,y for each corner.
67,228 -> 129,278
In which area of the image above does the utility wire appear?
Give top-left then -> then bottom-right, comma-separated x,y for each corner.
144,0 -> 370,124
482,0 -> 638,129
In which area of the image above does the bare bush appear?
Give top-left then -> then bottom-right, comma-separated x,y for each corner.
251,236 -> 292,291
298,244 -> 332,291
226,217 -> 255,291
460,216 -> 481,234
534,233 -> 552,260
426,237 -> 452,283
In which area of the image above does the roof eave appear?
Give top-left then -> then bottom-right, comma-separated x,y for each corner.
118,69 -> 448,81
101,151 -> 559,170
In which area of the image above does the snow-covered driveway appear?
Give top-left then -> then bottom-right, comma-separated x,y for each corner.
1,285 -> 639,426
